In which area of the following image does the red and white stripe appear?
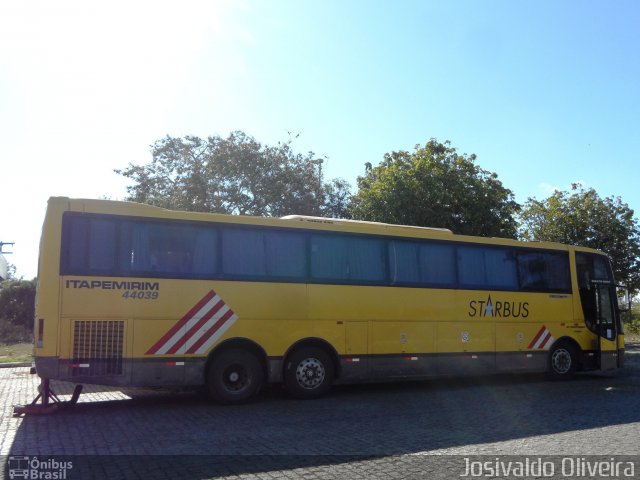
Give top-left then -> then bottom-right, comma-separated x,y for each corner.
146,290 -> 238,356
528,325 -> 554,350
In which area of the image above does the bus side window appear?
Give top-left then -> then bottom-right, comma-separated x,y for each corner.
221,228 -> 306,280
88,219 -> 116,272
222,228 -> 267,276
264,231 -> 306,279
311,235 -> 348,281
389,241 -> 420,284
192,228 -> 218,276
389,241 -> 455,287
458,246 -> 517,290
311,234 -> 385,283
65,217 -> 89,272
63,216 -> 116,274
457,246 -> 486,287
119,221 -> 218,277
348,237 -> 385,282
484,248 -> 518,289
518,253 -> 546,289
419,243 -> 455,286
517,251 -> 570,292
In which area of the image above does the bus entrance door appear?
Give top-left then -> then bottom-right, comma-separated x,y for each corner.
593,281 -> 618,370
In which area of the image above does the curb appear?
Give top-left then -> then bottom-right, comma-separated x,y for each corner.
0,362 -> 32,369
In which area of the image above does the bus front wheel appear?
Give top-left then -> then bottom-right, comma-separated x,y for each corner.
206,349 -> 264,404
547,342 -> 577,380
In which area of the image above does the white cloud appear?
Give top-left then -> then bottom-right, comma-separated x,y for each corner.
537,179 -> 589,198
537,182 -> 561,196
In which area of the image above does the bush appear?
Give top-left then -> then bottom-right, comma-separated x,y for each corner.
0,321 -> 32,344
0,279 -> 36,343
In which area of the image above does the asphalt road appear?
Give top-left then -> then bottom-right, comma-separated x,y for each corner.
2,345 -> 639,479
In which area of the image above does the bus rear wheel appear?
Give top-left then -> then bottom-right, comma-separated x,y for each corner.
284,346 -> 335,399
547,342 -> 577,380
206,349 -> 264,404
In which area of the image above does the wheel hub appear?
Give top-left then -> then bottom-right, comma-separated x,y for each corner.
552,348 -> 572,374
223,364 -> 248,392
296,358 -> 325,389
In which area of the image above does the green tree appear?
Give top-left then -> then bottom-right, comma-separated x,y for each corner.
321,178 -> 352,219
116,131 -> 351,218
350,139 -> 519,237
520,184 -> 640,293
0,279 -> 36,343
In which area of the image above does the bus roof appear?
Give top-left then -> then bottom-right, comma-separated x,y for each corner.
281,215 -> 453,233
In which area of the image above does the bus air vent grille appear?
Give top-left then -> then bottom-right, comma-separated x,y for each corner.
72,320 -> 125,376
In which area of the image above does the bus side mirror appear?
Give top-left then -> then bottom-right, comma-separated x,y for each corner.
617,286 -> 631,312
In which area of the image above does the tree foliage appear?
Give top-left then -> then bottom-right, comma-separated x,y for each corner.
350,139 -> 520,237
116,131 -> 351,218
520,184 -> 640,293
0,279 -> 36,343
321,177 -> 352,219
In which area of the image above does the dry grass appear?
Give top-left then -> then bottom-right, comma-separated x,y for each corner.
0,342 -> 33,363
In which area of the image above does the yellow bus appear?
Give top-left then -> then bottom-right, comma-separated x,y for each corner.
32,197 -> 628,405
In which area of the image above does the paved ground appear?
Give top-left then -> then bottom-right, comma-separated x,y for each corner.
2,346 -> 640,479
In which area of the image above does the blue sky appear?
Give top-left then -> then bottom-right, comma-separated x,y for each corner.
1,0 -> 639,278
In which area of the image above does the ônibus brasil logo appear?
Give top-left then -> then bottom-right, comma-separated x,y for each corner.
8,456 -> 73,479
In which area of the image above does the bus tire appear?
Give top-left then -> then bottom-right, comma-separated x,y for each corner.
547,342 -> 577,380
206,349 -> 264,404
284,346 -> 334,399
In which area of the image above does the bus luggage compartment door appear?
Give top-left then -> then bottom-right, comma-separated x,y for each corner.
342,321 -> 368,380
